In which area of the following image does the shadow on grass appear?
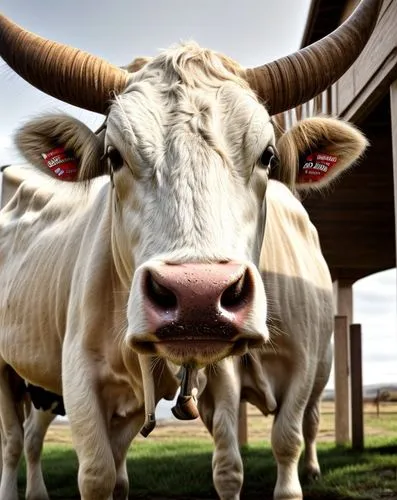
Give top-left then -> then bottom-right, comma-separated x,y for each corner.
17,440 -> 397,499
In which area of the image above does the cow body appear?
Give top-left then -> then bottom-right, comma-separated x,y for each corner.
2,167 -> 332,500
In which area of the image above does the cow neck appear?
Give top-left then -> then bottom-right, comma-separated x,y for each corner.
109,187 -> 134,291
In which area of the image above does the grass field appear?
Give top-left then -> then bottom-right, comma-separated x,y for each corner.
18,401 -> 397,499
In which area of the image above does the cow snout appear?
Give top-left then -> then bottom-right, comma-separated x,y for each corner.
145,262 -> 252,329
130,262 -> 268,364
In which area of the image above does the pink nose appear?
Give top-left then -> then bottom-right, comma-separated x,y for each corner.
142,262 -> 254,341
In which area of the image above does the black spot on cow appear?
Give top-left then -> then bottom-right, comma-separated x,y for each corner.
26,384 -> 65,416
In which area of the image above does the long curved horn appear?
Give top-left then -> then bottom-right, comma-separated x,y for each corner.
0,14 -> 128,114
245,0 -> 383,115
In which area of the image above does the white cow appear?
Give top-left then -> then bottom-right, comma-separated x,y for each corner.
0,1 -> 380,499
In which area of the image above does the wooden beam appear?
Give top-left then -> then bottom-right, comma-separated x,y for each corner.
334,315 -> 351,444
350,324 -> 364,451
300,0 -> 322,47
390,79 -> 397,267
238,402 -> 248,447
333,280 -> 353,323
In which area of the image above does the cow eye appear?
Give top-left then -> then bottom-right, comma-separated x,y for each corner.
259,146 -> 275,168
106,146 -> 124,171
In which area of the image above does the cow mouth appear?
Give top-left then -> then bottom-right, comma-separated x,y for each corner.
131,337 -> 255,365
157,339 -> 236,364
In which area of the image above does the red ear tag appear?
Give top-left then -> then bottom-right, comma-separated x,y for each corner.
298,152 -> 338,183
41,147 -> 78,181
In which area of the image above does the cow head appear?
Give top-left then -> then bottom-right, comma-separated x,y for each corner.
14,49 -> 275,365
1,0 -> 379,367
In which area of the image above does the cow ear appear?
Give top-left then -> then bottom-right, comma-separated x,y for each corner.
15,114 -> 106,182
275,117 -> 368,190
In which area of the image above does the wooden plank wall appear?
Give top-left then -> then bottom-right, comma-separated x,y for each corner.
335,0 -> 397,122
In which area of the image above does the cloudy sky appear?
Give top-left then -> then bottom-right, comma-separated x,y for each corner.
0,0 -> 395,391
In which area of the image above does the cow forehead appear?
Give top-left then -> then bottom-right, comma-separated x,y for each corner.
106,84 -> 273,174
106,43 -> 273,165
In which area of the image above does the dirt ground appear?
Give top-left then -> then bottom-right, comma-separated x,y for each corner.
44,400 -> 397,445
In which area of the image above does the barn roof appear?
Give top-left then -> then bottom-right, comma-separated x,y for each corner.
301,0 -> 345,47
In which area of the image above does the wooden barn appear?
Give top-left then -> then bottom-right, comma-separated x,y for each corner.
272,0 -> 397,446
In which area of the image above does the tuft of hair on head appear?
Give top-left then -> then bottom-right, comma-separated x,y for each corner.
145,42 -> 247,91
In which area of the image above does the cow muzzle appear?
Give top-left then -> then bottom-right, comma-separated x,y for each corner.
129,261 -> 268,365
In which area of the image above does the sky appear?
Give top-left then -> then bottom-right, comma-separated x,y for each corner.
0,0 -> 396,393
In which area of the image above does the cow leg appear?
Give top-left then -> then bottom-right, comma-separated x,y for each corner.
69,404 -> 116,500
271,377 -> 313,500
24,408 -> 55,500
109,412 -> 144,500
63,361 -> 117,500
301,397 -> 321,482
302,348 -> 332,482
0,367 -> 24,500
199,360 -> 243,500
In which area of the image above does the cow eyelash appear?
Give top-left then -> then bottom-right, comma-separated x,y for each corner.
105,146 -> 124,172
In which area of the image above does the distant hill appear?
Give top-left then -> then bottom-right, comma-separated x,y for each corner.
323,384 -> 397,401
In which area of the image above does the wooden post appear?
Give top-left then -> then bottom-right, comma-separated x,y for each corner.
350,324 -> 364,451
390,81 -> 397,269
333,280 -> 353,444
334,315 -> 351,444
238,402 -> 248,447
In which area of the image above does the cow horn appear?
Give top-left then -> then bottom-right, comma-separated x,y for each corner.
245,0 -> 383,115
0,14 -> 129,114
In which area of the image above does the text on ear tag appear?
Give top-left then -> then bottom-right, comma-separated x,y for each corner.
298,152 -> 338,183
41,147 -> 78,181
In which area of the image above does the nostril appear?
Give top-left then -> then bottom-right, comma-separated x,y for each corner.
220,269 -> 253,310
145,271 -> 178,310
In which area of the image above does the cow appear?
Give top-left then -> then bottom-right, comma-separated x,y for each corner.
0,1 -> 381,499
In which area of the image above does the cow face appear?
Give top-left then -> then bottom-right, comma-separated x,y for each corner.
15,45 -> 367,368
107,47 -> 274,365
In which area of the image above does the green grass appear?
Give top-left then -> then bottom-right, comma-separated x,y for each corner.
17,437 -> 397,499
364,412 -> 397,435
